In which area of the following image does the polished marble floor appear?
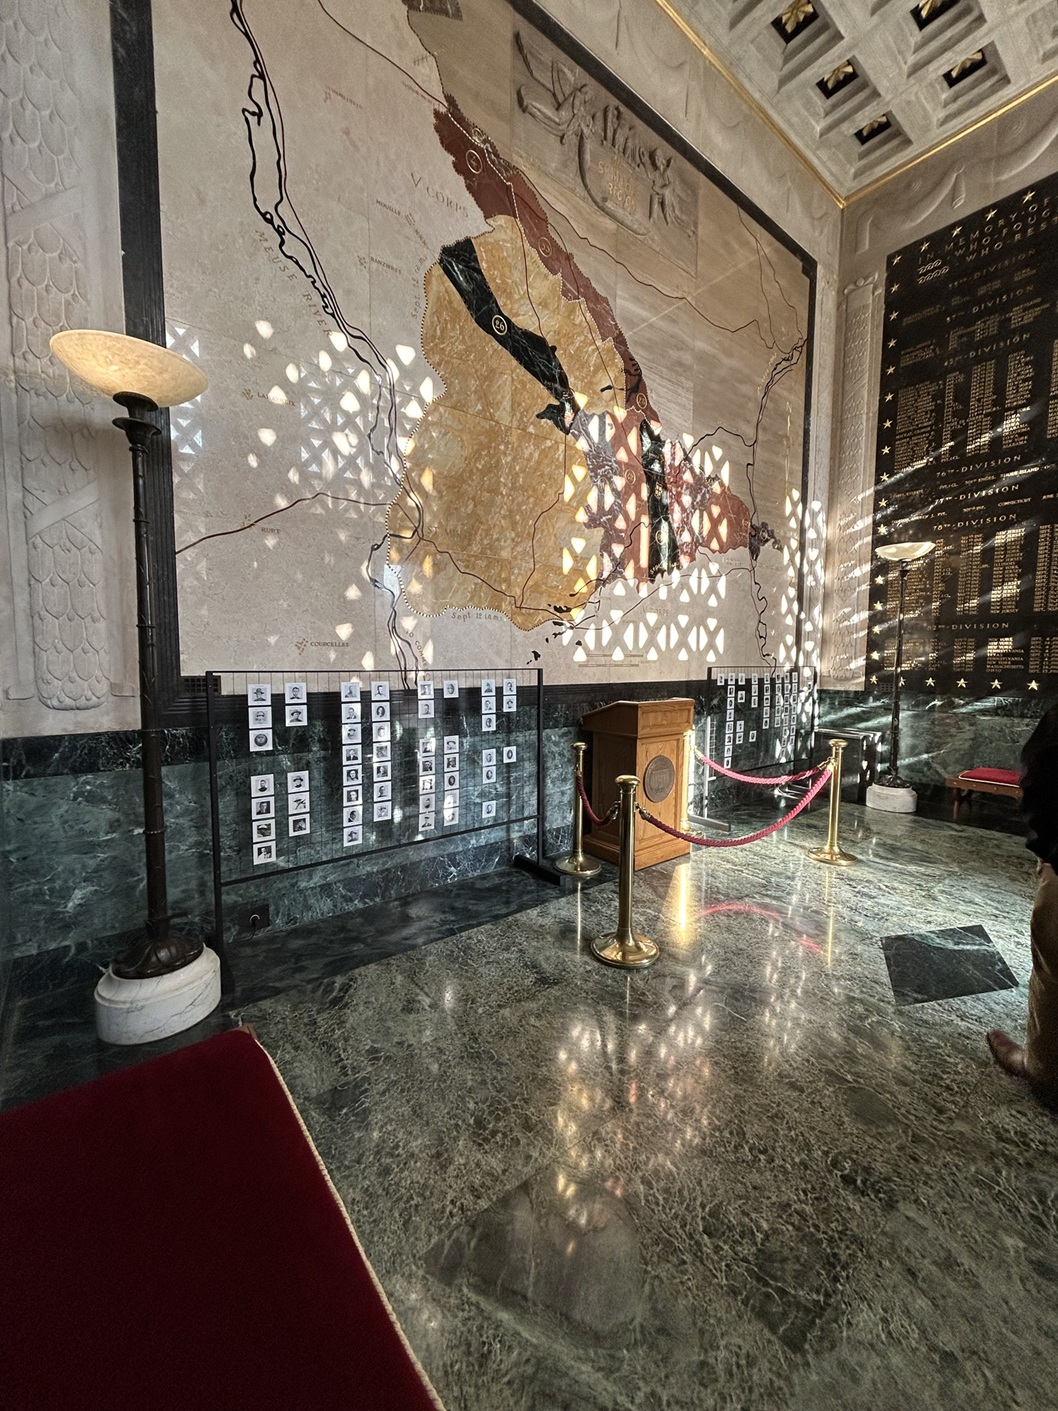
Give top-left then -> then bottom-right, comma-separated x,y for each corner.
7,800 -> 1058,1409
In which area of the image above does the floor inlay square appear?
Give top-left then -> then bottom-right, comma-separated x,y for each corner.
879,922 -> 1018,1006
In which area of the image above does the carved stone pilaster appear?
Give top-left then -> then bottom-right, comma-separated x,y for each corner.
822,274 -> 877,687
0,0 -> 111,710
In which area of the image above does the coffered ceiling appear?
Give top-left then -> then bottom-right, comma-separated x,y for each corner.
654,0 -> 1058,203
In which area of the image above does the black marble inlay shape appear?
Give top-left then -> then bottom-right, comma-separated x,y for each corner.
880,923 -> 1018,1007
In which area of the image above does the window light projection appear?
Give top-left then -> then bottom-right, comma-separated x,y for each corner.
162,0 -> 812,679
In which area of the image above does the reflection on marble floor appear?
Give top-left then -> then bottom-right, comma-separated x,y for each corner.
881,922 -> 1018,1007
222,803 -> 1058,1411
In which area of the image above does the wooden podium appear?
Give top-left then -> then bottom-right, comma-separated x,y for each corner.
581,699 -> 694,869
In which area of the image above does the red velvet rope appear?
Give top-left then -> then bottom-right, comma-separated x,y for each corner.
638,763 -> 832,847
576,774 -> 619,828
693,745 -> 829,786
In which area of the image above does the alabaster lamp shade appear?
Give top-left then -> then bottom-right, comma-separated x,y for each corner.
876,540 -> 936,563
50,329 -> 207,407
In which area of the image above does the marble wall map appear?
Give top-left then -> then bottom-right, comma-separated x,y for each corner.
154,0 -> 811,683
871,171 -> 1058,695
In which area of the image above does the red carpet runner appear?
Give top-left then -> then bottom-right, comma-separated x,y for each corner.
0,1028 -> 444,1411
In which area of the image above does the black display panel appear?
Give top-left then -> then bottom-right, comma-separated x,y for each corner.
870,172 -> 1058,696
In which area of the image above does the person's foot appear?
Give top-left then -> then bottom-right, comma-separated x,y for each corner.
986,1028 -> 1032,1079
987,1030 -> 1058,1112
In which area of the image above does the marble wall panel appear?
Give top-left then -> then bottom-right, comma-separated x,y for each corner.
817,688 -> 1057,793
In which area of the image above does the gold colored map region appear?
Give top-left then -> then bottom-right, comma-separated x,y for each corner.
389,215 -> 623,628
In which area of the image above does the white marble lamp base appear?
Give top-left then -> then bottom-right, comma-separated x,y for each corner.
866,782 -> 918,814
95,947 -> 222,1046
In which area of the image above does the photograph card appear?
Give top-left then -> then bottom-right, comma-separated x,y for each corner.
285,705 -> 307,726
288,814 -> 310,837
247,683 -> 271,704
249,729 -> 274,753
343,826 -> 362,846
373,801 -> 392,821
248,706 -> 272,728
340,681 -> 361,702
284,682 -> 306,703
251,773 -> 275,795
442,680 -> 459,698
252,841 -> 277,865
252,820 -> 275,842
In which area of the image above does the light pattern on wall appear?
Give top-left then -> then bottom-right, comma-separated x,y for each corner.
157,0 -> 811,681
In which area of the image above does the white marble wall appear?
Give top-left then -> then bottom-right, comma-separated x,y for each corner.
0,0 -> 136,739
820,82 -> 1058,689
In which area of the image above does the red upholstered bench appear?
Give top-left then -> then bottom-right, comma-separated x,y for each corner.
945,767 -> 1022,818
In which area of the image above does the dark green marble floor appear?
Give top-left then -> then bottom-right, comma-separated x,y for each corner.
4,801 -> 1057,1409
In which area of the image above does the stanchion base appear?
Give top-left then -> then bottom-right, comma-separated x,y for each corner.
551,853 -> 602,879
806,845 -> 857,867
591,931 -> 660,968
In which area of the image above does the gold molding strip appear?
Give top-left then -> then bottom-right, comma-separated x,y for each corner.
845,70 -> 1058,205
648,0 -> 1058,211
648,0 -> 846,208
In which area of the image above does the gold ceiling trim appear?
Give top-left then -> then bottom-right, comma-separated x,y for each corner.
845,71 -> 1058,205
648,0 -> 1058,212
648,0 -> 846,208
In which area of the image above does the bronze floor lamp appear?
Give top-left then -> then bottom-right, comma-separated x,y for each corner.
50,330 -> 220,1042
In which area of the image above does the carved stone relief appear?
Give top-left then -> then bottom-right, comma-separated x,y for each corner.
0,0 -> 113,712
822,276 -> 877,687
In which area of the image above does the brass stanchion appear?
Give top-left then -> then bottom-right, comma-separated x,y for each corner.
552,741 -> 602,879
807,738 -> 857,866
591,775 -> 660,969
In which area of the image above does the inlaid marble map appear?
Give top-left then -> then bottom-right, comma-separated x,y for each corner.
154,0 -> 812,680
